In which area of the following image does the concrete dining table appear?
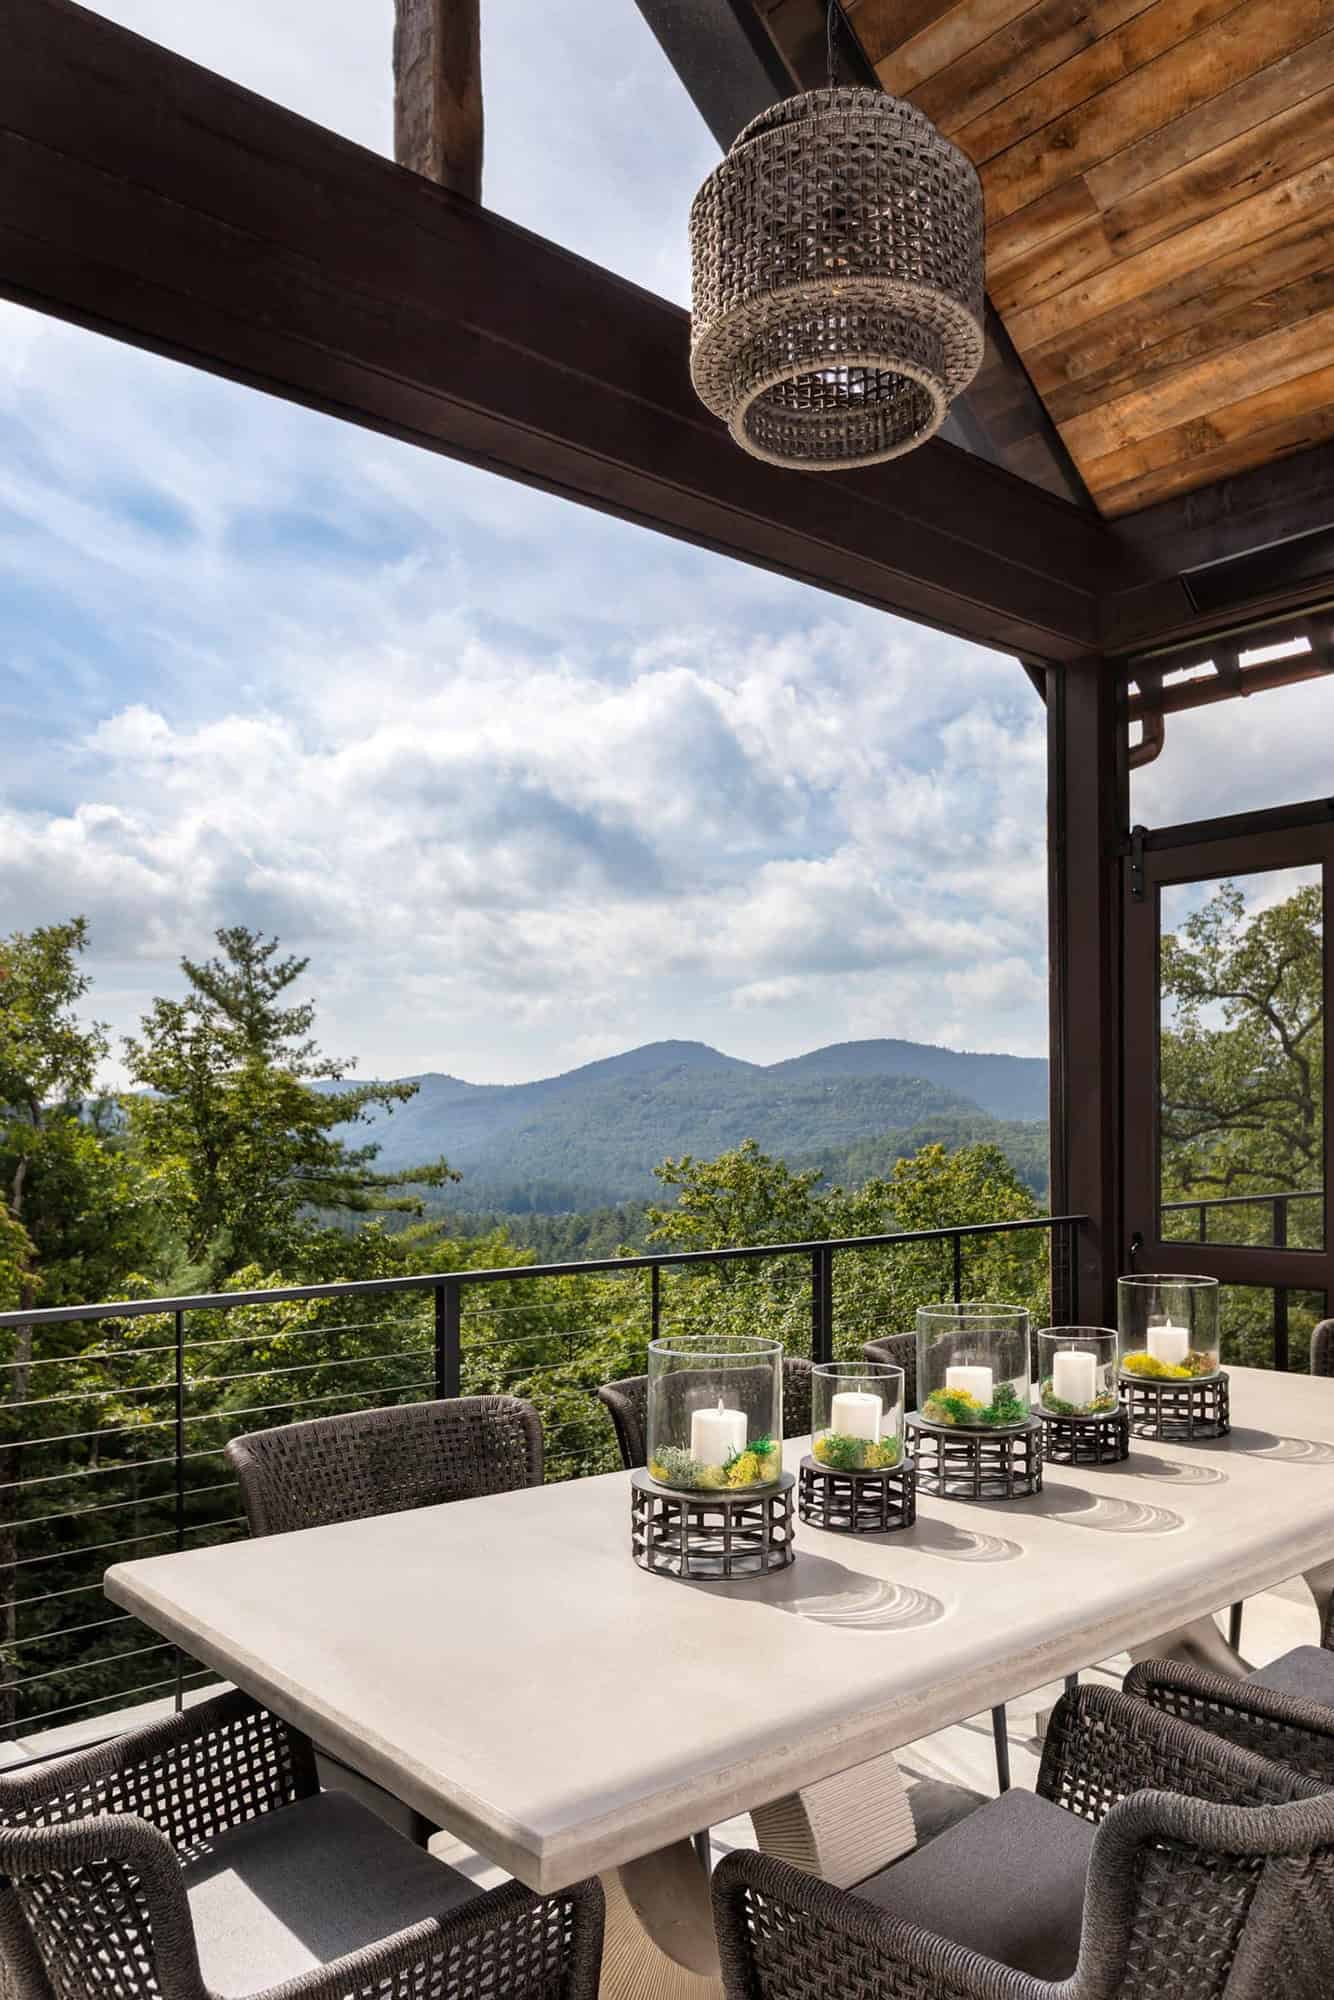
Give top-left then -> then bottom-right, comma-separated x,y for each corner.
107,1365 -> 1334,2000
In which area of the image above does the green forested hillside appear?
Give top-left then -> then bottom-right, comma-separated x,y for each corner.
346,1039 -> 1050,1210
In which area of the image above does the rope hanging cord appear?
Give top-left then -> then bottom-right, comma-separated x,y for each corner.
689,89 -> 985,471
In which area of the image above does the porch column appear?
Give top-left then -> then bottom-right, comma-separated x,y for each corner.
1045,658 -> 1124,1324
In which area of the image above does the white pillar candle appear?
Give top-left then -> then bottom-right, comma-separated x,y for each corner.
945,1364 -> 994,1404
830,1390 -> 881,1441
690,1400 -> 747,1464
1147,1321 -> 1189,1368
1052,1348 -> 1097,1407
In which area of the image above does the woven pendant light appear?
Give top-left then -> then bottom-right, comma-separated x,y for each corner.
689,87 -> 985,471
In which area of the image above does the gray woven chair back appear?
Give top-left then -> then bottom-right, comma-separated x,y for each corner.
1313,1318 -> 1334,1376
717,1687 -> 1334,2000
0,1691 -> 317,2000
596,1357 -> 812,1472
226,1394 -> 543,1537
862,1333 -> 917,1412
0,1689 -> 604,2000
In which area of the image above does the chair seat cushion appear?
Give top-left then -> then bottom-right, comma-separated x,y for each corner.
853,1787 -> 1093,1981
182,1790 -> 479,1997
1249,1645 -> 1334,1704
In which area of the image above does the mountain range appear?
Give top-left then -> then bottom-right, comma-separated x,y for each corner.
344,1037 -> 1050,1213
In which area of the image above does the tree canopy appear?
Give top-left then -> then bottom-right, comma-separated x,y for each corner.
1161,880 -> 1322,1207
123,927 -> 457,1281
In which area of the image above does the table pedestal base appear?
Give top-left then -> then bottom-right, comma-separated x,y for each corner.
1128,1612 -> 1249,1677
597,1757 -> 916,2000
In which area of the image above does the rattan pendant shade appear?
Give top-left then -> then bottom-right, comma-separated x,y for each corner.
689,88 -> 985,471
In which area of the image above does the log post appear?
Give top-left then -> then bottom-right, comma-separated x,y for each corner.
393,0 -> 483,201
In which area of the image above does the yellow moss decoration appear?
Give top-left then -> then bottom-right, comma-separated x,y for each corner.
726,1450 -> 763,1487
1122,1352 -> 1188,1382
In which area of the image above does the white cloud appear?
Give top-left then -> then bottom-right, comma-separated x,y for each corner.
1,2 -> 1051,1089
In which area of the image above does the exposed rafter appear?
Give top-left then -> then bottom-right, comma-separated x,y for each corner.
393,0 -> 483,200
0,0 -> 1112,662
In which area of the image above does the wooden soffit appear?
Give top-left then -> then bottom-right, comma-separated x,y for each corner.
841,0 -> 1334,520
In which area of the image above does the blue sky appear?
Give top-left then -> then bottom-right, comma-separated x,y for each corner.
10,0 -> 1311,1089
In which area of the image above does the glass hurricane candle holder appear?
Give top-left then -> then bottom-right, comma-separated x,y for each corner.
1117,1275 -> 1221,1381
1036,1329 -> 1118,1417
811,1361 -> 905,1473
646,1334 -> 783,1493
917,1304 -> 1030,1430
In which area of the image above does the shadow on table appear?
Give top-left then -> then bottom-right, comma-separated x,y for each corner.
1225,1427 -> 1334,1465
903,1516 -> 1023,1563
1023,1484 -> 1185,1535
709,1551 -> 946,1632
1126,1452 -> 1229,1487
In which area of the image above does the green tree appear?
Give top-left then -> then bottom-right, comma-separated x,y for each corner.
1160,880 -> 1324,1368
1161,881 -> 1323,1212
639,1137 -> 1049,1364
0,920 -> 167,1727
123,928 -> 457,1281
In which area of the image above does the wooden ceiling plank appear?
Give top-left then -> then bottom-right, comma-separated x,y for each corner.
1025,207 -> 1334,397
872,0 -> 1039,96
982,0 -> 1331,224
990,209 -> 1115,314
963,0 -> 1247,173
1044,264 -> 1334,424
843,0 -> 965,67
1006,153 -> 1334,349
987,177 -> 1101,274
911,0 -> 1152,138
1085,24 -> 1334,209
1103,84 -> 1334,262
1063,302 -> 1334,461
1092,369 -> 1334,513
997,85 -> 1334,317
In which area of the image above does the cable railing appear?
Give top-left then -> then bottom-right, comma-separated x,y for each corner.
0,1211 -> 1082,1746
1161,1187 -> 1324,1371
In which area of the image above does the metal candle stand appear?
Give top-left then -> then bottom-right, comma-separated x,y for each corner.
1039,1405 -> 1131,1465
1119,1372 -> 1230,1442
906,1412 -> 1043,1501
630,1468 -> 795,1579
798,1455 -> 917,1534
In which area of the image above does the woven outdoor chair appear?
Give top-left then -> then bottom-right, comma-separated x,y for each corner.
226,1394 -> 543,1536
225,1396 -> 542,1841
862,1333 -> 917,1410
712,1682 -> 1334,2000
0,1687 -> 603,2000
1313,1317 -> 1334,1376
1126,1641 -> 1334,1785
595,1356 -> 813,1471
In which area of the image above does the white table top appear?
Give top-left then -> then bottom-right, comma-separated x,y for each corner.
107,1367 -> 1334,1893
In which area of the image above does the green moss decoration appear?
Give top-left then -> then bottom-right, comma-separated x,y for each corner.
924,1380 -> 1029,1428
649,1445 -> 705,1487
813,1431 -> 902,1472
1040,1380 -> 1118,1417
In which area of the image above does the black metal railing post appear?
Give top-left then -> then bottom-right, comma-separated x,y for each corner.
952,1233 -> 963,1304
435,1281 -> 462,1399
173,1308 -> 186,1711
810,1245 -> 834,1364
1273,1194 -> 1290,1370
650,1263 -> 660,1344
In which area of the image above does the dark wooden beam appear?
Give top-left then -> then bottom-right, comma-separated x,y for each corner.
1106,439 -> 1334,653
1047,660 -> 1124,1322
630,0 -> 793,147
393,0 -> 483,200
0,0 -> 1111,662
